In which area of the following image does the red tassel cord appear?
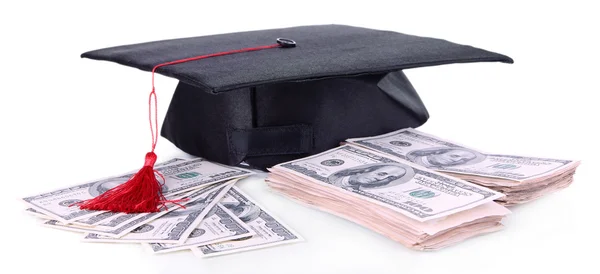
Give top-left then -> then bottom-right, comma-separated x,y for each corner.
77,43 -> 283,213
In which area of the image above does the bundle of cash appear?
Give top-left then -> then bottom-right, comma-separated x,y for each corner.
22,158 -> 302,257
346,128 -> 580,205
266,145 -> 511,250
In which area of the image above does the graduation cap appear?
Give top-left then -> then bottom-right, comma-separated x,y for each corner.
78,24 -> 512,213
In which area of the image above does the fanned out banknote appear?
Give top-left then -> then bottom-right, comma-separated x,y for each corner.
22,157 -> 253,223
42,182 -> 233,238
346,128 -> 581,205
266,145 -> 510,250
23,157 -> 302,258
145,204 -> 254,254
65,160 -> 188,227
80,182 -> 235,243
191,187 -> 303,258
72,159 -> 190,227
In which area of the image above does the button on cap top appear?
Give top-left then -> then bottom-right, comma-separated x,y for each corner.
276,38 -> 296,48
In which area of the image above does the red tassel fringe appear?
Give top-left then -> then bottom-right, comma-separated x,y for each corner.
77,152 -> 167,213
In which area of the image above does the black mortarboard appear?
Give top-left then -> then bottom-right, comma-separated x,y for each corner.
82,24 -> 512,171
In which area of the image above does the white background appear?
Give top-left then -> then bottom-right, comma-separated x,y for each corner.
2,1 -> 598,273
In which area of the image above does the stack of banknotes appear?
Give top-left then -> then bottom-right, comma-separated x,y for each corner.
346,128 -> 580,205
266,145 -> 511,250
22,158 -> 302,257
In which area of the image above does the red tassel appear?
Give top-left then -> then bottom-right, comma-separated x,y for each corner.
78,152 -> 167,213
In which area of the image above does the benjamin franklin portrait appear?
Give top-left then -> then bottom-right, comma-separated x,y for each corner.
406,147 -> 486,168
327,163 -> 415,190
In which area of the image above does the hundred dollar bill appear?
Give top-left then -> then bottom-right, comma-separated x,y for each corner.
91,190 -> 211,231
146,204 -> 254,254
87,210 -> 158,231
42,182 -> 232,238
191,187 -> 302,258
81,182 -> 235,244
22,157 -> 253,223
81,191 -> 208,231
270,145 -> 504,222
346,128 -> 579,181
91,199 -> 188,231
69,158 -> 191,227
